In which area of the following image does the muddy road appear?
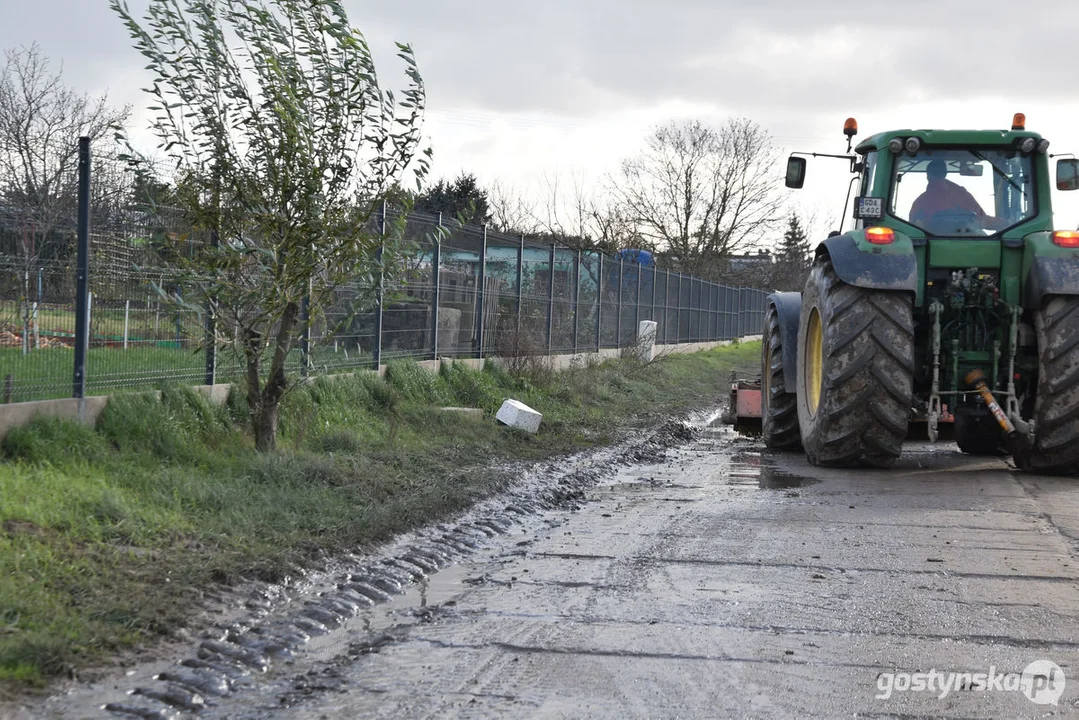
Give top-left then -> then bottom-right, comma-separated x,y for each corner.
32,417 -> 1079,718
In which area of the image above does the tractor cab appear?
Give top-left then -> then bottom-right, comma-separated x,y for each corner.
889,150 -> 1033,237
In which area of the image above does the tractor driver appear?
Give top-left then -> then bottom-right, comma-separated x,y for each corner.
909,159 -> 989,229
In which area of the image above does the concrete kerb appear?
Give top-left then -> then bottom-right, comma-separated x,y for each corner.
0,338 -> 758,442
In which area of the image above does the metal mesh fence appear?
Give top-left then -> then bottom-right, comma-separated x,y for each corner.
1,142 -> 772,404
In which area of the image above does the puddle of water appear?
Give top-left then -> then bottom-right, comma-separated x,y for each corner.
714,462 -> 820,491
758,467 -> 820,490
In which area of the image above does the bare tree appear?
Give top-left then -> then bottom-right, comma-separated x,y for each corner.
487,179 -> 539,235
0,44 -> 130,225
0,43 -> 130,350
533,171 -> 636,254
611,117 -> 784,279
537,172 -> 588,243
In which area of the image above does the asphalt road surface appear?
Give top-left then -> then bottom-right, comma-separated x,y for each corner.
264,423 -> 1079,719
35,421 -> 1079,719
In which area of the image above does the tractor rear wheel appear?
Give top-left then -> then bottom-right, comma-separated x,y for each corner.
762,302 -> 801,450
1026,296 -> 1079,474
795,257 -> 914,468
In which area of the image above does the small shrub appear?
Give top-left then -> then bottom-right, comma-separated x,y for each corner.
386,360 -> 450,404
278,387 -> 317,448
360,374 -> 401,414
162,386 -> 234,442
247,451 -> 354,487
495,323 -> 554,387
318,430 -> 364,454
97,393 -> 186,460
1,418 -> 107,465
440,362 -> 501,411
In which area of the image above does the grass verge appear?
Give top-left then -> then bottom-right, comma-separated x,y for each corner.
0,341 -> 759,691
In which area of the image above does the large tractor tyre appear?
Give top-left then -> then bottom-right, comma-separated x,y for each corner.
1026,296 -> 1079,474
795,257 -> 915,468
954,406 -> 1007,456
762,303 -> 801,450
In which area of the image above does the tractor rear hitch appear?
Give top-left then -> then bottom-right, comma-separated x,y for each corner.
964,368 -> 1032,460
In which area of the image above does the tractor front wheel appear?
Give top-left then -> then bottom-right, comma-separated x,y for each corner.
762,302 -> 801,450
1026,296 -> 1079,474
795,257 -> 914,468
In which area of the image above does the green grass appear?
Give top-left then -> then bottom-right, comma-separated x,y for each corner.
2,303 -> 203,338
0,346 -> 209,402
0,341 -> 759,689
0,344 -> 377,404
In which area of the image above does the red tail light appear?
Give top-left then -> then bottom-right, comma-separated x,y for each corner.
866,227 -> 895,245
1052,230 -> 1079,247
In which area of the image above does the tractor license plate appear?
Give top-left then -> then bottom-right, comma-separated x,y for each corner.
854,197 -> 883,219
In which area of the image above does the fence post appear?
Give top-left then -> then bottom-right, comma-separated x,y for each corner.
634,260 -> 642,341
73,137 -> 91,403
547,244 -> 556,354
662,269 -> 670,345
727,286 -> 735,340
696,278 -> 703,342
475,224 -> 487,359
691,278 -> 698,342
707,282 -> 716,338
703,283 -> 710,341
651,263 -> 658,325
203,306 -> 216,384
675,273 -> 682,343
595,253 -> 603,350
738,289 -> 746,338
21,270 -> 29,355
373,200 -> 386,370
616,256 -> 624,347
34,267 -> 42,350
515,234 -> 524,339
300,287 -> 311,378
698,279 -> 704,342
203,225 -> 219,386
700,279 -> 707,342
573,249 -> 581,355
431,212 -> 442,360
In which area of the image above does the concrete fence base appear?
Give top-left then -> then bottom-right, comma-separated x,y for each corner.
0,337 -> 761,442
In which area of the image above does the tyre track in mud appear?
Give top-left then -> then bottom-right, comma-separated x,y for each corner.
28,415 -> 705,719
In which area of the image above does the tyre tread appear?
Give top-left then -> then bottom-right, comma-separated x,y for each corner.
762,303 -> 801,450
1030,296 -> 1079,473
798,259 -> 913,468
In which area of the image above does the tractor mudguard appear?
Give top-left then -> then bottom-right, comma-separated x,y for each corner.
1022,231 -> 1079,309
820,231 -> 918,292
767,292 -> 801,395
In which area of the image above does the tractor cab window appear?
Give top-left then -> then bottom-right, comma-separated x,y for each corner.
890,148 -> 1034,236
860,151 -> 878,197
855,151 -> 879,230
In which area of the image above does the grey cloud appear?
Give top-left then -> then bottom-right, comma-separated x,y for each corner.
2,0 -> 1077,126
351,0 -> 1079,118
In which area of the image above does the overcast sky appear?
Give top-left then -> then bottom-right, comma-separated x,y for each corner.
3,0 -> 1078,238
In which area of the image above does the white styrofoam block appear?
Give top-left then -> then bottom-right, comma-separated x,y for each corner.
637,320 -> 658,361
496,399 -> 542,433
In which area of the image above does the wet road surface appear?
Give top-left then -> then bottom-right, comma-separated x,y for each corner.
34,420 -> 1079,718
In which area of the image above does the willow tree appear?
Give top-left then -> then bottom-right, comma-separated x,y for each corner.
111,0 -> 430,450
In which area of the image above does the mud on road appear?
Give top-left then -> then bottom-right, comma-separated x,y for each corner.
29,414 -> 1079,718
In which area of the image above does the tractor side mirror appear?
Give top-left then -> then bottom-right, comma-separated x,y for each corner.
959,161 -> 984,177
785,156 -> 806,189
1057,158 -> 1079,191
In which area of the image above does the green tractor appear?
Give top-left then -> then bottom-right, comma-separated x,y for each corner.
764,114 -> 1079,471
